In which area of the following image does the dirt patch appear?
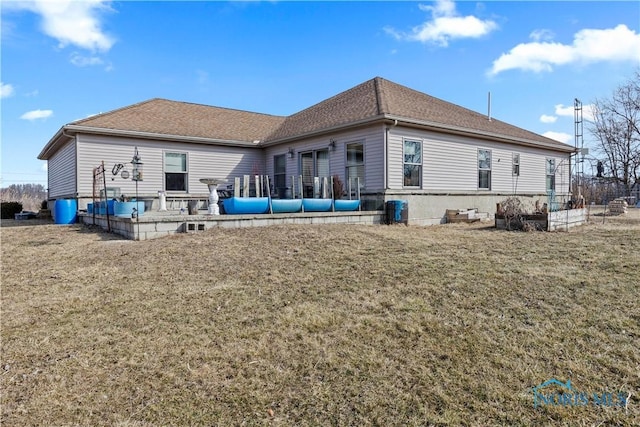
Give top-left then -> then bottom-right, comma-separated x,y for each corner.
2,212 -> 639,425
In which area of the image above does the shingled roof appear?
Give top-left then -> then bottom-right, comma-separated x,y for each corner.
39,77 -> 572,159
69,98 -> 286,143
265,77 -> 572,150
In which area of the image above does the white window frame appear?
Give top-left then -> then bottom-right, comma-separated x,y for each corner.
299,149 -> 330,198
546,158 -> 556,191
478,149 -> 492,190
164,151 -> 188,192
512,153 -> 520,176
403,139 -> 422,188
273,154 -> 287,191
345,140 -> 365,190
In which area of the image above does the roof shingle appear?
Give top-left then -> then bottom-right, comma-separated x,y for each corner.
63,77 -> 572,151
72,98 -> 286,143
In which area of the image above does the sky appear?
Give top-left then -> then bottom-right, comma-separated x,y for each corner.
1,0 -> 639,187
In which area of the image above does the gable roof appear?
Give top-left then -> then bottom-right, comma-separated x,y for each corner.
39,77 -> 573,160
70,98 -> 286,143
265,77 -> 573,151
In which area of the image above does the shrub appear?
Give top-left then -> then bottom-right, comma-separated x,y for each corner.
1,201 -> 23,219
500,197 -> 526,231
332,175 -> 345,200
41,200 -> 49,210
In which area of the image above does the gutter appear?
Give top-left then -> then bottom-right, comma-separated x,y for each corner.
259,115 -> 387,147
37,127 -> 68,160
64,125 -> 262,147
383,114 -> 575,153
39,111 -> 575,160
261,114 -> 574,153
38,125 -> 262,160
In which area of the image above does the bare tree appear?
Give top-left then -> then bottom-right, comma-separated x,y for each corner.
589,70 -> 640,197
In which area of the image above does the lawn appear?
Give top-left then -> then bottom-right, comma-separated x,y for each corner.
1,211 -> 639,426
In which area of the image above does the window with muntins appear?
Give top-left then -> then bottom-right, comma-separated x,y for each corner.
300,149 -> 330,198
403,139 -> 422,187
546,158 -> 556,191
512,153 -> 520,176
165,152 -> 188,192
478,149 -> 491,190
345,142 -> 364,189
274,154 -> 286,191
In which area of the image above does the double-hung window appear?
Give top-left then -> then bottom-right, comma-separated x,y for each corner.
165,152 -> 188,192
512,153 -> 520,176
546,158 -> 556,191
403,139 -> 422,187
274,154 -> 286,192
345,142 -> 364,189
478,149 -> 491,190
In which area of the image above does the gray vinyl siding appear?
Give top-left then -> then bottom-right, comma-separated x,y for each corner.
48,139 -> 77,198
263,125 -> 385,192
387,127 -> 571,194
76,134 -> 264,197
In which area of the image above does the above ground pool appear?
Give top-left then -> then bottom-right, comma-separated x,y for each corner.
223,197 -> 270,214
271,199 -> 303,213
301,198 -> 333,212
333,199 -> 360,211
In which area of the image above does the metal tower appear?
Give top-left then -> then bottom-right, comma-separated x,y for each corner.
574,99 -> 584,195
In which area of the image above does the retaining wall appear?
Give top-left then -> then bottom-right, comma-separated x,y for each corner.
80,211 -> 385,241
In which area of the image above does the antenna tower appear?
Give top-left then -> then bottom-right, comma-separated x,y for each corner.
574,99 -> 584,196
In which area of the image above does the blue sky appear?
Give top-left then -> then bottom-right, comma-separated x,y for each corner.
1,0 -> 639,187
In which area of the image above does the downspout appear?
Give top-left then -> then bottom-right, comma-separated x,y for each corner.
384,119 -> 398,191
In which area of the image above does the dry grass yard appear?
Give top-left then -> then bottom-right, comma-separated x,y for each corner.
2,210 -> 639,426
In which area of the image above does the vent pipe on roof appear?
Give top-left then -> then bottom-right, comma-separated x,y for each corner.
487,91 -> 492,122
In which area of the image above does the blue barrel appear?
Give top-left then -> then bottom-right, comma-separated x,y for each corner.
386,200 -> 408,225
54,199 -> 78,224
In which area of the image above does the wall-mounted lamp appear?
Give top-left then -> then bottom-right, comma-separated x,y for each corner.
288,148 -> 294,159
329,139 -> 336,151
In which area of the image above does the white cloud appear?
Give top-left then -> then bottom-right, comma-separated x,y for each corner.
41,162 -> 48,172
385,0 -> 497,47
70,52 -> 104,67
543,131 -> 573,144
489,24 -> 640,75
529,29 -> 555,42
11,0 -> 115,52
554,103 -> 596,122
20,109 -> 53,121
540,114 -> 557,124
1,82 -> 15,98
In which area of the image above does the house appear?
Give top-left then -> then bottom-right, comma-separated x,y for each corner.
38,77 -> 575,225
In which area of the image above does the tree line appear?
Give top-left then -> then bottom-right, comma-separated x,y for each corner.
586,70 -> 640,201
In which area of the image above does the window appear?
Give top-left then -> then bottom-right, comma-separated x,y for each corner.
164,152 -> 187,192
546,158 -> 556,191
345,142 -> 364,188
478,149 -> 491,190
274,154 -> 286,191
403,139 -> 422,187
512,153 -> 520,176
300,149 -> 330,197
